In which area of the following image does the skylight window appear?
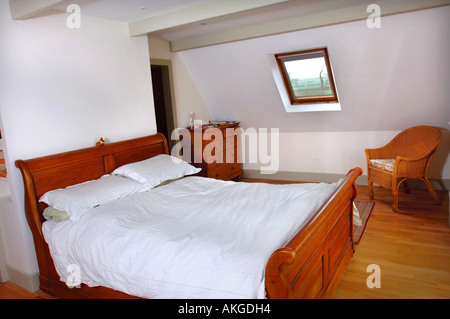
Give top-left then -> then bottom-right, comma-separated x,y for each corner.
275,48 -> 338,105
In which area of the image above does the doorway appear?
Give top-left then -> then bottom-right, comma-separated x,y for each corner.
150,59 -> 177,152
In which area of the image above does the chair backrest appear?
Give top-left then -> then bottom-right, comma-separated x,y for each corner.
390,125 -> 442,158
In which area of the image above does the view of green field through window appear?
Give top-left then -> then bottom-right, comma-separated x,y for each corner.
284,57 -> 332,98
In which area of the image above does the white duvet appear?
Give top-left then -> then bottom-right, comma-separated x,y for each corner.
43,176 -> 339,299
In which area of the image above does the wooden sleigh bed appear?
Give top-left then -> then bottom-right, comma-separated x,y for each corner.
15,133 -> 362,299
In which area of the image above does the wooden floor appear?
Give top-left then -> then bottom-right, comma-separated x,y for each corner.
333,185 -> 450,299
0,281 -> 53,299
1,183 -> 449,299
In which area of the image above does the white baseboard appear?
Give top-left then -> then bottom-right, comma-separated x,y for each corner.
6,264 -> 40,292
242,170 -> 449,191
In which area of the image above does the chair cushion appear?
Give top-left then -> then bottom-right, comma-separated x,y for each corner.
369,158 -> 395,172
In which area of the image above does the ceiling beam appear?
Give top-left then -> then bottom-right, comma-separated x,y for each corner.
168,0 -> 450,51
129,0 -> 292,37
9,0 -> 66,20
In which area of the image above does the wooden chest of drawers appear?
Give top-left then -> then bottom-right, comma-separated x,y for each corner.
189,122 -> 242,181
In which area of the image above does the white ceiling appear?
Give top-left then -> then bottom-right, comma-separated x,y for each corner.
152,0 -> 372,41
54,0 -> 214,23
9,0 -> 450,51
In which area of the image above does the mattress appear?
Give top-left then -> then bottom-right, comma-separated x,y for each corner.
42,176 -> 339,299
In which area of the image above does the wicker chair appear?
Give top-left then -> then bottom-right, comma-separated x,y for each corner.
365,125 -> 442,211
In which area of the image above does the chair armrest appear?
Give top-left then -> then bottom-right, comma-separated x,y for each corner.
393,155 -> 429,177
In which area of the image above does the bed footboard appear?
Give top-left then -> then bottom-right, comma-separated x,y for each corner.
265,168 -> 362,299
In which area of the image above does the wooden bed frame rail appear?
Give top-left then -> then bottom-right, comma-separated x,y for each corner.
15,133 -> 361,299
265,168 -> 361,298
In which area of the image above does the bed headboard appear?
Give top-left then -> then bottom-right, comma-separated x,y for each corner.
15,133 -> 168,236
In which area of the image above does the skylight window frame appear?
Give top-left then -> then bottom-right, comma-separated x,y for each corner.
274,48 -> 339,105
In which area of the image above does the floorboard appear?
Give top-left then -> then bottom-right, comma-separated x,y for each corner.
0,282 -> 53,299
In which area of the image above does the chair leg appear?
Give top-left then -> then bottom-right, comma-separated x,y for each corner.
422,177 -> 440,204
368,181 -> 374,200
392,178 -> 407,212
392,188 -> 399,212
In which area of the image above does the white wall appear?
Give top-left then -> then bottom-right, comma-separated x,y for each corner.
0,0 -> 156,287
0,200 -> 8,282
177,7 -> 450,179
242,130 -> 449,180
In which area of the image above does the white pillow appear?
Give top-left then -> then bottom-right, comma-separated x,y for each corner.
39,175 -> 146,221
112,154 -> 201,188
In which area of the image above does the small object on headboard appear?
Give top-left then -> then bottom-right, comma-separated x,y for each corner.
96,138 -> 105,147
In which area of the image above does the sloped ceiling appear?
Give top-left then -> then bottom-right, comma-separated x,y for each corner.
176,6 -> 450,132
